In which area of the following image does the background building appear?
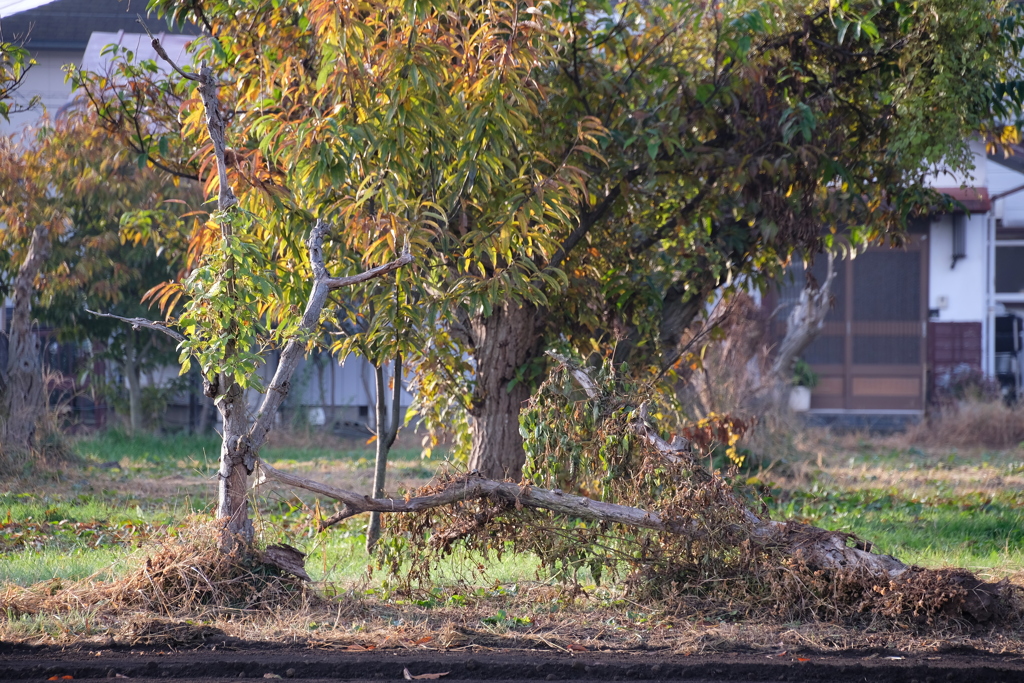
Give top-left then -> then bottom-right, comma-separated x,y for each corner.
778,141 -> 1024,428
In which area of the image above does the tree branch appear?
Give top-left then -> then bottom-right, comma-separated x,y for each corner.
257,462 -> 679,533
257,456 -> 908,580
242,221 -> 412,466
84,308 -> 186,343
142,27 -> 201,83
546,166 -> 644,271
770,251 -> 835,379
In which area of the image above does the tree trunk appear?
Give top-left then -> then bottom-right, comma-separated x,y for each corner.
215,378 -> 255,547
468,302 -> 542,480
124,330 -> 144,434
366,354 -> 402,551
771,252 -> 835,381
1,224 -> 50,452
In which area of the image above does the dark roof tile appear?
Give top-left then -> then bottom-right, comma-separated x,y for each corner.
0,0 -> 195,50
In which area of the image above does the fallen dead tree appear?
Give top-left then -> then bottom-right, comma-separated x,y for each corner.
257,434 -> 905,580
256,353 -> 1006,623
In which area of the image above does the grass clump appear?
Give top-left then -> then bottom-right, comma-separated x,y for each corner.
1,516 -> 315,634
907,400 -> 1024,450
106,518 -> 314,614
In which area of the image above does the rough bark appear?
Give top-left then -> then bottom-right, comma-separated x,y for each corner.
366,354 -> 402,551
1,224 -> 51,452
467,302 -> 542,480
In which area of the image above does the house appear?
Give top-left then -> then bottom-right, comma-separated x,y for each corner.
781,140 -> 1024,428
0,0 -> 412,433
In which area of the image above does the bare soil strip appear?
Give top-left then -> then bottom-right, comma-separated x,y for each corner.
1,646 -> 1023,682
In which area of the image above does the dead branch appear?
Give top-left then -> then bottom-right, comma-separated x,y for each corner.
257,462 -> 676,533
254,343 -> 908,582
84,308 -> 186,343
257,452 -> 908,580
630,413 -> 909,578
141,25 -> 201,83
771,251 -> 835,380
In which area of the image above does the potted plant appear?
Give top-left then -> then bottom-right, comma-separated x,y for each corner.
789,359 -> 818,412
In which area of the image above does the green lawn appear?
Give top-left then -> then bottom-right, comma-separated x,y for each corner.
769,485 -> 1024,576
2,432 -> 1023,590
73,430 -> 426,476
0,431 -> 454,587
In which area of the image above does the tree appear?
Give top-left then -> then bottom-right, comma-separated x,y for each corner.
0,42 -> 43,450
0,113 -> 197,440
152,0 -> 1022,480
75,0 -> 575,546
38,118 -> 199,434
76,0 -> 1023,545
0,134 -> 62,451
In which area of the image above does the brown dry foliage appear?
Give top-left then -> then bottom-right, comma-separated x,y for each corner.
761,558 -> 1019,627
1,517 -> 314,622
674,293 -> 807,468
905,400 -> 1024,449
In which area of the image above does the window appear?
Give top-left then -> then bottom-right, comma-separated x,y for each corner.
996,247 -> 1024,294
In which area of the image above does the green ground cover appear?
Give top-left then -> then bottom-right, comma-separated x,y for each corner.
1,433 -> 1022,590
771,485 -> 1024,576
74,431 -> 424,475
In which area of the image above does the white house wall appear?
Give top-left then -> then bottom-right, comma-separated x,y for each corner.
923,141 -> 988,189
927,213 -> 988,323
244,352 -> 412,411
988,156 -> 1024,228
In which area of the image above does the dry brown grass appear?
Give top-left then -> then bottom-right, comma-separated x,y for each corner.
3,567 -> 1023,655
0,517 -> 314,626
905,400 -> 1024,450
778,428 -> 1024,501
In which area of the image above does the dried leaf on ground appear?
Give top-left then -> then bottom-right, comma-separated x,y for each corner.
403,668 -> 449,680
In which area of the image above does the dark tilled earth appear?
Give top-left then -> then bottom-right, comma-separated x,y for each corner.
2,645 -> 1024,682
